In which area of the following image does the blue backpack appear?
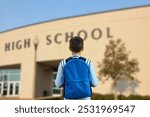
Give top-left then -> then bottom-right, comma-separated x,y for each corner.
63,57 -> 92,99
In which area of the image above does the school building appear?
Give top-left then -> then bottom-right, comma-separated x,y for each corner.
0,6 -> 150,99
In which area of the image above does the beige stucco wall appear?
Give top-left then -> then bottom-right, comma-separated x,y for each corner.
0,6 -> 150,99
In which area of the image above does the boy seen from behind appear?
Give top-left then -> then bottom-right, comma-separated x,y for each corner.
55,36 -> 99,100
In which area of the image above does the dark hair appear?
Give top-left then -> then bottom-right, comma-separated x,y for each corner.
69,36 -> 84,52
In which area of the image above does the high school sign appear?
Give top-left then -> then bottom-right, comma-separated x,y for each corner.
4,27 -> 114,52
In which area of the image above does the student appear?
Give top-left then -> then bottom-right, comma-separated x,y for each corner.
55,36 -> 99,100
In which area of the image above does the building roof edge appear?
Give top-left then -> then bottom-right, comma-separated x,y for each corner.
0,5 -> 150,34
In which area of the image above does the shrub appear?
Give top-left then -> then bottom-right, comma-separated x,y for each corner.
44,93 -> 150,100
92,93 -> 150,100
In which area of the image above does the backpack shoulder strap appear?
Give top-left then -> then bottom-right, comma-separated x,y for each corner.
79,57 -> 91,67
62,57 -> 73,69
79,56 -> 86,61
66,57 -> 73,63
64,56 -> 91,67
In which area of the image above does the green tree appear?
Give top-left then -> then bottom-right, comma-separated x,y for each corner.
98,39 -> 140,100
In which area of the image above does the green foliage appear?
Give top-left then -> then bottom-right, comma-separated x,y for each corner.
92,93 -> 114,100
98,39 -> 139,82
44,94 -> 150,100
92,93 -> 150,100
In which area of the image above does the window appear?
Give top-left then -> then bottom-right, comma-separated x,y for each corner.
0,69 -> 20,97
52,72 -> 62,96
0,83 -> 2,94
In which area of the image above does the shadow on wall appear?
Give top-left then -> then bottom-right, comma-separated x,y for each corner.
111,79 -> 140,95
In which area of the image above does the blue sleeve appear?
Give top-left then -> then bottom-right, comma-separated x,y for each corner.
89,61 -> 99,87
55,60 -> 64,88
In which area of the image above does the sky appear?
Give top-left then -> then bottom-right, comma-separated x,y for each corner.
0,0 -> 150,32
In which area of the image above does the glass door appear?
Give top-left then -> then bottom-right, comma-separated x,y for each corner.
8,82 -> 20,96
52,72 -> 62,96
0,82 -> 3,96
